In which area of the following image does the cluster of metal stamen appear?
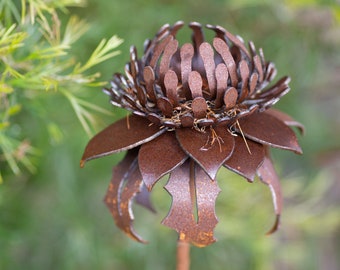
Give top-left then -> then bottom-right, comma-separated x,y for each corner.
104,21 -> 290,130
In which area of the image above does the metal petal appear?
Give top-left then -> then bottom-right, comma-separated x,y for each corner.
143,66 -> 157,102
223,87 -> 238,110
162,160 -> 220,247
224,136 -> 265,182
180,43 -> 194,98
176,126 -> 235,180
149,35 -> 173,68
192,97 -> 207,119
159,39 -> 179,80
81,115 -> 166,165
199,42 -> 216,96
189,22 -> 204,51
164,70 -> 179,105
215,63 -> 229,108
213,37 -> 238,88
188,71 -> 203,98
237,112 -> 302,154
157,97 -> 174,117
104,149 -> 146,243
138,132 -> 188,190
135,182 -> 156,213
265,109 -> 305,135
253,54 -> 264,82
257,153 -> 282,234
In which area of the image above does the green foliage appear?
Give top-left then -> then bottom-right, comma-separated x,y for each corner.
0,0 -> 122,180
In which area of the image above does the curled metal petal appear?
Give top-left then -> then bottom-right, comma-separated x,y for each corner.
104,149 -> 146,243
256,153 -> 282,234
135,183 -> 156,213
138,132 -> 188,190
265,108 -> 305,135
237,112 -> 303,154
162,160 -> 221,247
224,136 -> 265,182
81,115 -> 166,165
176,126 -> 235,180
149,35 -> 173,68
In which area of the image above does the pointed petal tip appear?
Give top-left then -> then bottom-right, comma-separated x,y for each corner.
266,214 -> 280,235
80,159 -> 86,168
145,182 -> 153,192
129,233 -> 148,244
295,145 -> 303,155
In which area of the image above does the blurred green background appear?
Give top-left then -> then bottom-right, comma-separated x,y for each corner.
1,0 -> 340,269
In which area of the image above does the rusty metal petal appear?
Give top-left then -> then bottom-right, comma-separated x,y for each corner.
138,132 -> 188,190
265,108 -> 305,135
176,126 -> 235,180
135,182 -> 156,213
223,87 -> 238,110
215,63 -> 229,108
213,37 -> 238,88
257,153 -> 282,234
199,42 -> 217,96
81,115 -> 166,165
162,160 -> 220,247
237,112 -> 302,154
104,149 -> 146,243
224,136 -> 265,182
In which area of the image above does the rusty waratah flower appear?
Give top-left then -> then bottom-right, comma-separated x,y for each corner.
81,21 -> 303,247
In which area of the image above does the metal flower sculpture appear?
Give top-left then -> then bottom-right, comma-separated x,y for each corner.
81,21 -> 303,247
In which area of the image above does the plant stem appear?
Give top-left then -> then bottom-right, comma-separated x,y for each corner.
176,237 -> 190,270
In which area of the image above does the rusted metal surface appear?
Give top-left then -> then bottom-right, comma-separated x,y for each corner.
81,22 -> 303,247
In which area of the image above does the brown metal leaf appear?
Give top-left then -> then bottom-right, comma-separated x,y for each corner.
104,149 -> 146,243
237,112 -> 303,154
257,153 -> 282,234
224,136 -> 265,182
265,109 -> 305,135
138,132 -> 188,190
176,126 -> 235,180
194,162 -> 221,246
81,115 -> 166,166
162,160 -> 220,247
